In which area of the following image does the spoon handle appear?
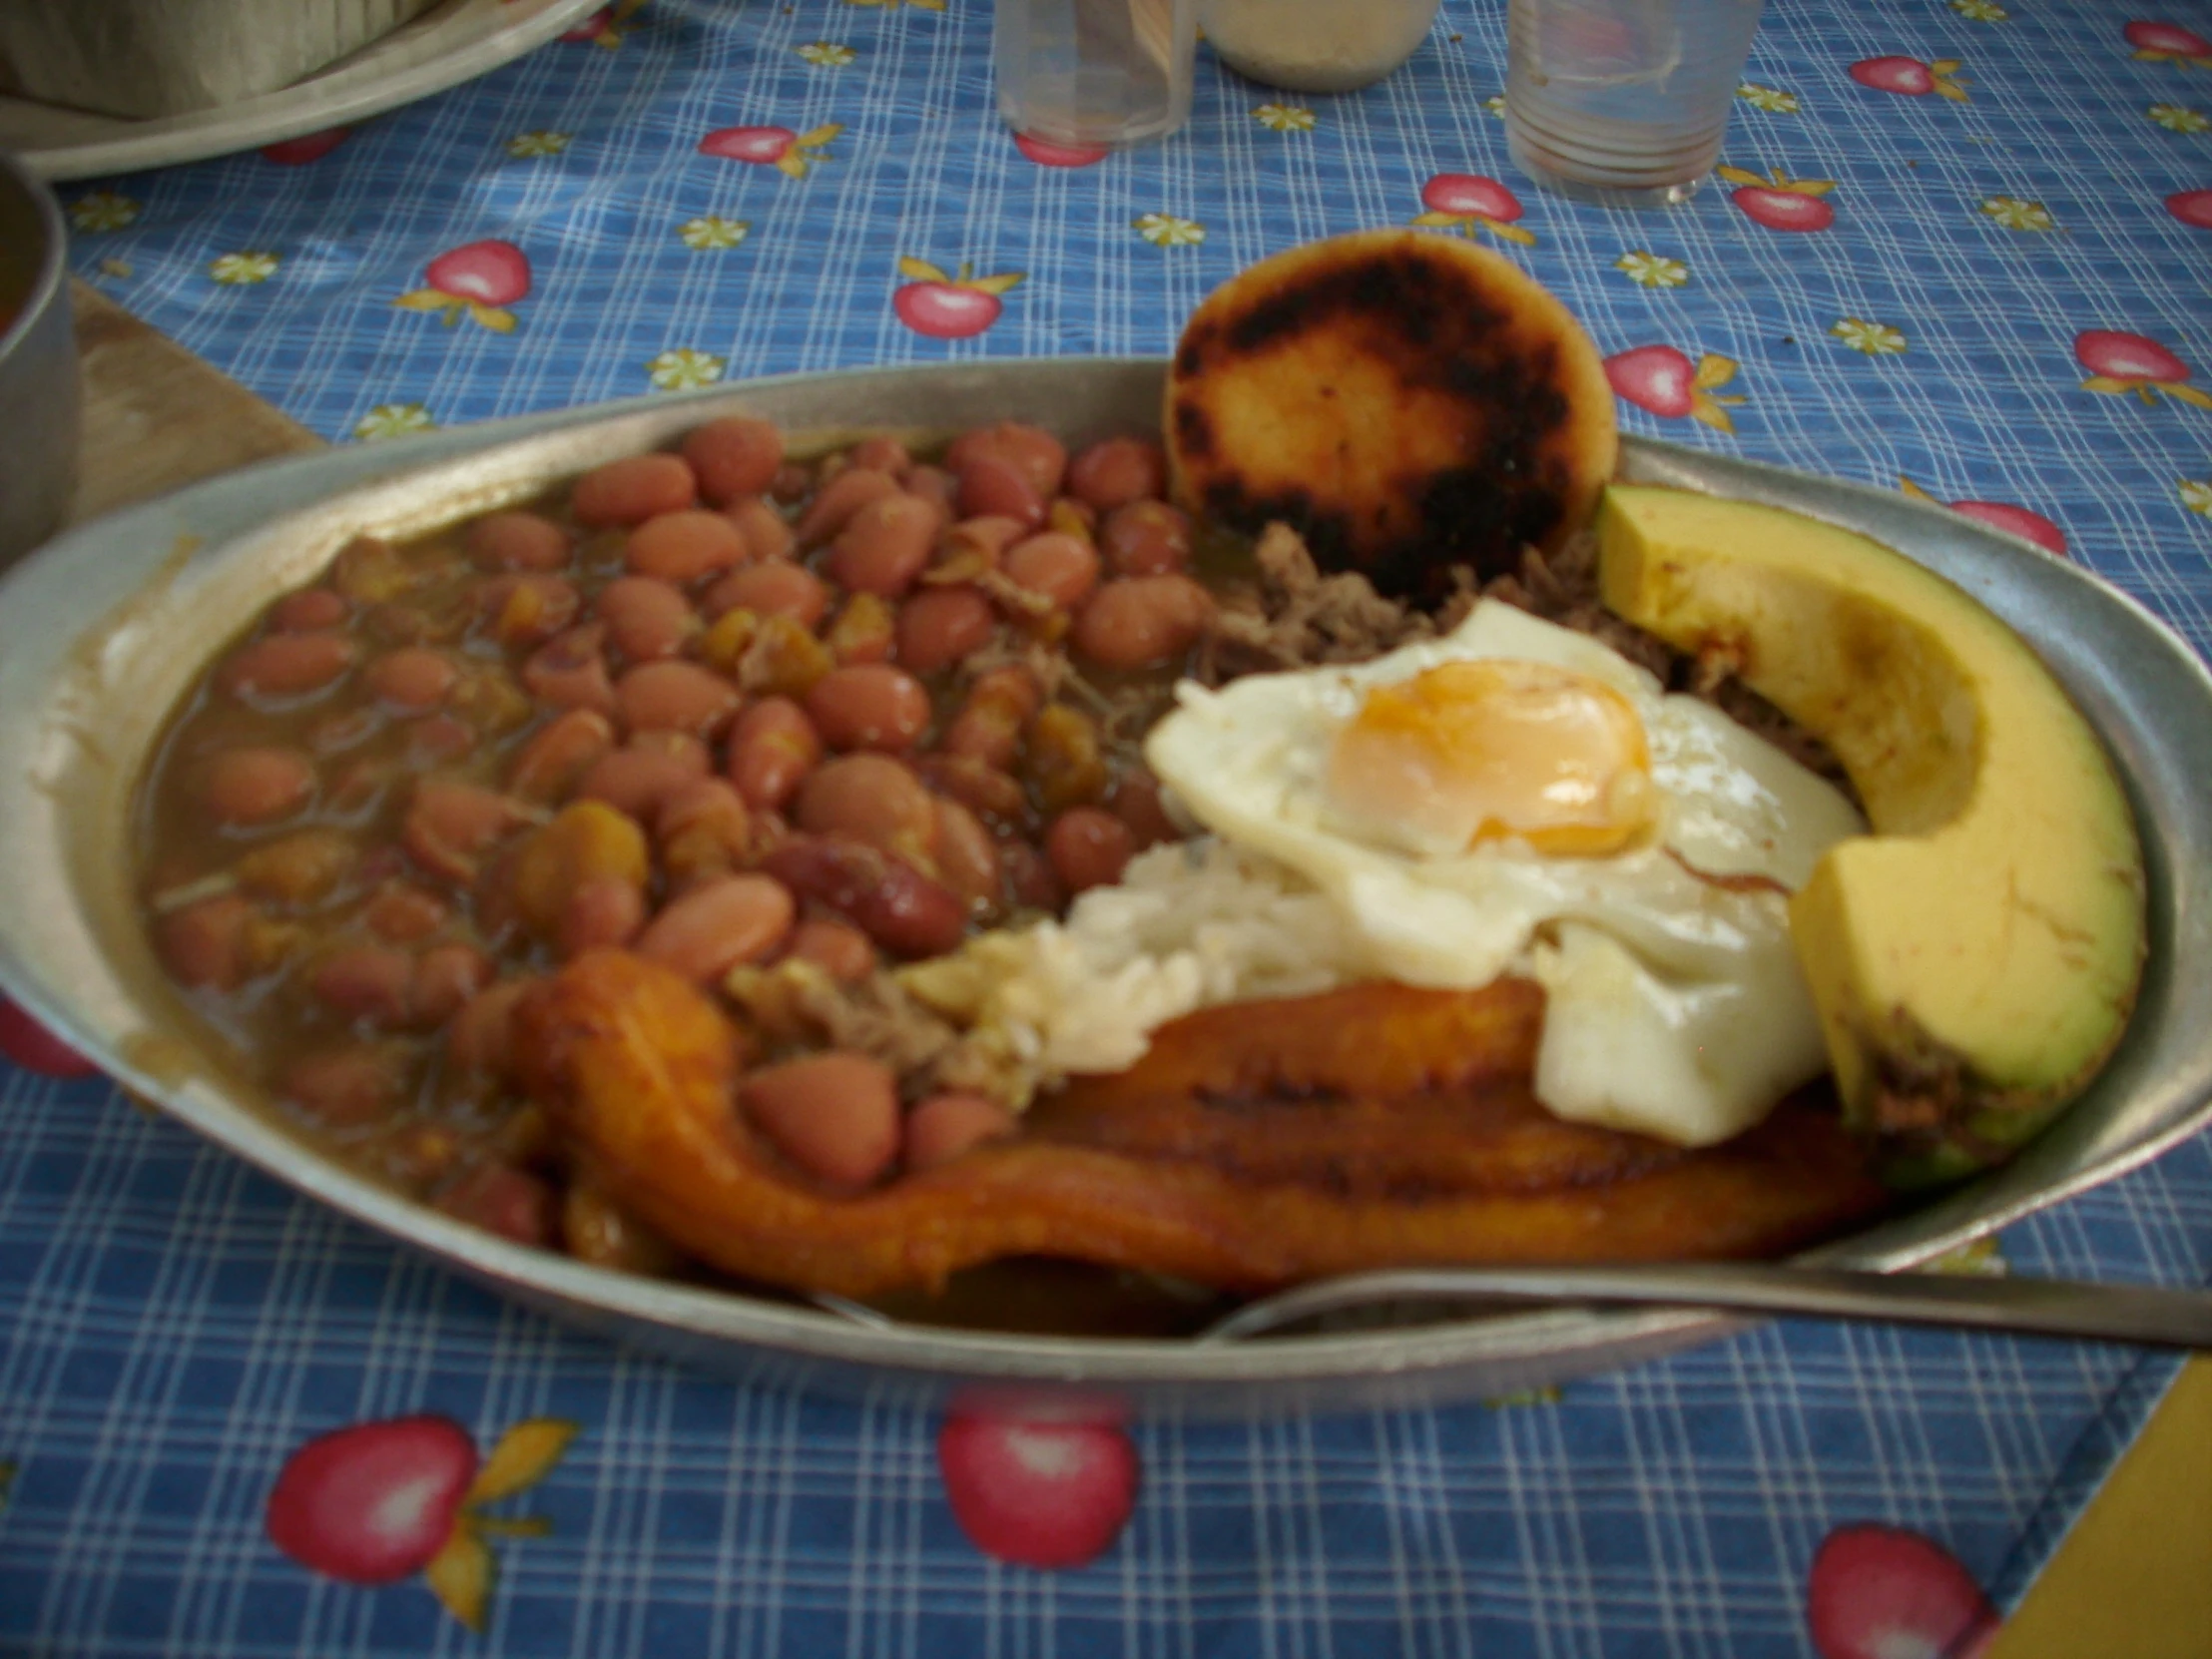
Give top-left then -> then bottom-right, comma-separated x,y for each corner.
1194,1263 -> 2212,1348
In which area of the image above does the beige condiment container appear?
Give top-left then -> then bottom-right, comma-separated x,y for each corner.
0,0 -> 442,121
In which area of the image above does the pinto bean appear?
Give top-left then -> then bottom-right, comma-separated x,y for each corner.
999,838 -> 1063,913
760,836 -> 966,958
847,435 -> 911,477
434,1162 -> 556,1248
448,979 -> 530,1077
657,777 -> 751,884
402,779 -> 531,885
559,876 -> 647,956
282,1045 -> 408,1131
507,708 -> 616,805
895,586 -> 996,675
156,893 -> 254,989
615,660 -> 741,739
365,881 -> 449,943
236,829 -> 356,905
1065,435 -> 1166,512
636,874 -> 795,983
596,577 -> 698,663
725,697 -> 822,811
824,593 -> 896,666
727,496 -> 796,565
914,754 -> 1028,826
271,589 -> 349,632
704,561 -> 829,628
904,1093 -> 1018,1171
572,452 -> 698,527
1000,532 -> 1100,611
575,749 -> 702,821
1099,499 -> 1193,577
770,461 -> 812,503
930,797 -> 1000,914
203,747 -> 314,827
954,453 -> 1045,528
940,666 -> 1040,771
946,421 -> 1067,498
785,917 -> 876,982
683,416 -> 786,505
219,632 -> 355,702
827,495 -> 937,597
903,464 -> 958,514
741,1051 -> 900,1189
806,665 -> 929,753
625,509 -> 748,583
795,467 -> 900,547
930,515 -> 1027,581
467,510 -> 573,572
795,754 -> 936,859
1110,768 -> 1182,848
511,800 -> 651,937
365,647 -> 458,715
411,943 -> 493,1028
625,728 -> 712,772
522,626 -> 617,717
1071,575 -> 1212,669
1046,806 -> 1133,894
311,944 -> 415,1026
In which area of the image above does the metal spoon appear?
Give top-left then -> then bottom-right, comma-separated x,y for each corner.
1191,1263 -> 2212,1349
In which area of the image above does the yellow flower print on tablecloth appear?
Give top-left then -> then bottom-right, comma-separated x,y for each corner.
1135,214 -> 1206,248
211,252 -> 278,284
1255,104 -> 1315,132
679,216 -> 752,251
797,42 -> 856,66
1737,83 -> 1800,113
649,348 -> 726,390
1482,94 -> 1505,117
2182,479 -> 2212,516
354,403 -> 437,441
1832,318 -> 1908,355
1615,252 -> 1688,288
70,191 -> 139,232
507,131 -> 572,159
1980,195 -> 2054,231
1948,0 -> 2005,20
2149,103 -> 2209,132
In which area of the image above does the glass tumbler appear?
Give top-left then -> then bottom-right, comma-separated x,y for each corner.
993,0 -> 1198,149
1505,0 -> 1764,207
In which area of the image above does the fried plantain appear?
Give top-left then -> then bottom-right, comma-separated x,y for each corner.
514,951 -> 1889,1300
1166,230 -> 1617,600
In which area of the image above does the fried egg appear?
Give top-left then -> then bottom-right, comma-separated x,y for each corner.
1143,600 -> 1866,1147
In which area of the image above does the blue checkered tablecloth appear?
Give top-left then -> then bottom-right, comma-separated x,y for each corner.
7,0 -> 2212,1650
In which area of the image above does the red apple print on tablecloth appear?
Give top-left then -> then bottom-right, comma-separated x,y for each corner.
1605,345 -> 1746,431
1411,174 -> 1537,246
2124,20 -> 2212,65
393,241 -> 531,333
1718,167 -> 1837,232
1806,1523 -> 1999,1659
1849,56 -> 1969,99
2076,328 -> 2212,407
268,1413 -> 575,1630
261,127 -> 352,165
0,996 -> 98,1079
2167,187 -> 2212,228
698,123 -> 842,180
1014,132 -> 1110,168
1900,477 -> 2068,556
937,1410 -> 1140,1568
894,258 -> 1023,338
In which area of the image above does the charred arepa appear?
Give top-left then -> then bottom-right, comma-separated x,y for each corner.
1166,230 -> 1617,598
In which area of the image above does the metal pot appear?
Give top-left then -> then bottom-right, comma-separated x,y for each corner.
0,145 -> 76,569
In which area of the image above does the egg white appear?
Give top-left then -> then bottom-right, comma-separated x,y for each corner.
1143,600 -> 1866,1147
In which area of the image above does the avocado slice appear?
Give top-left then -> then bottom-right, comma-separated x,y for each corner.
1595,484 -> 2146,1179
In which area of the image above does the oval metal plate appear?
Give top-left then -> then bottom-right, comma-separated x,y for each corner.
2,358 -> 2207,1416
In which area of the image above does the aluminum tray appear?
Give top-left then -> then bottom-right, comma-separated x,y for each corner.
2,358 -> 2207,1417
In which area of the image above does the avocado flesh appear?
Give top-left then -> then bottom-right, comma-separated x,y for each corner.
1596,485 -> 2146,1174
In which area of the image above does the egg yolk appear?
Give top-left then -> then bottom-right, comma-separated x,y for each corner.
1326,659 -> 1656,856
